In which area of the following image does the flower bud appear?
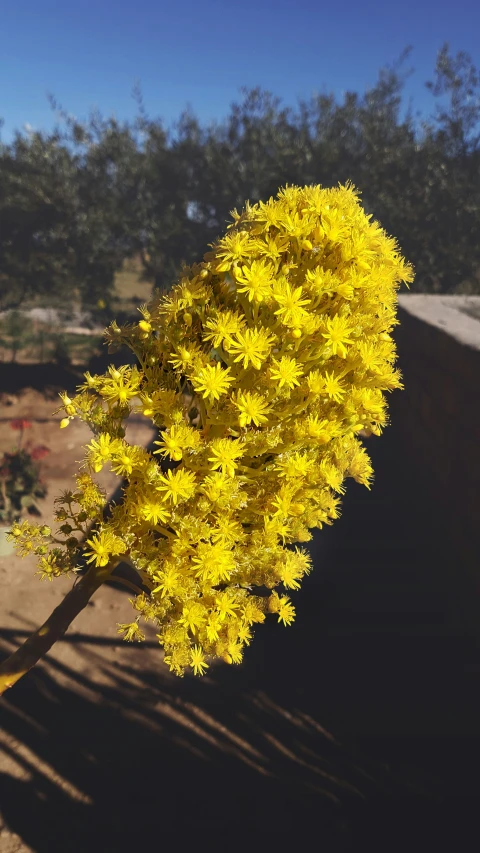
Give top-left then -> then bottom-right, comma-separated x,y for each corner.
60,418 -> 70,429
267,595 -> 280,614
290,503 -> 306,516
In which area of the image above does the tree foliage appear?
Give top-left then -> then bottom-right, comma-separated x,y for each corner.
1,42 -> 479,310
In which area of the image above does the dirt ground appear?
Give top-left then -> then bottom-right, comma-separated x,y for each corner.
1,374 -> 480,852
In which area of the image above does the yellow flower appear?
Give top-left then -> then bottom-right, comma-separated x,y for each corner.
235,259 -> 274,302
278,596 -> 295,625
269,593 -> 296,626
190,644 -> 209,676
275,452 -> 314,480
226,327 -> 275,370
75,473 -> 106,510
84,530 -> 126,567
226,641 -> 243,664
271,484 -> 304,519
117,621 -> 145,642
192,362 -> 233,403
269,356 -> 303,389
99,365 -> 142,406
110,444 -> 147,477
273,279 -> 310,325
276,548 -> 311,590
203,310 -> 246,348
304,267 -> 337,298
86,434 -> 118,473
321,315 -> 353,358
210,515 -> 244,545
322,371 -> 346,402
154,424 -> 200,462
36,553 -> 65,581
215,231 -> 254,269
169,345 -> 202,372
58,391 -> 75,417
192,541 -> 236,584
208,438 -> 245,477
164,646 -> 191,676
201,471 -> 234,504
303,415 -> 338,444
156,468 -> 196,505
233,390 -> 271,427
180,602 -> 207,634
215,591 -> 240,621
139,491 -> 171,525
237,623 -> 253,645
152,565 -> 181,597
253,234 -> 290,262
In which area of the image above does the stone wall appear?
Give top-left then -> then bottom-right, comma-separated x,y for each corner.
394,295 -> 480,584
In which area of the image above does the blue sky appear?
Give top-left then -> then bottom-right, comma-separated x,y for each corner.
1,0 -> 479,141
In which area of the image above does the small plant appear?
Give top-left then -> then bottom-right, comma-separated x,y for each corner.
0,420 -> 50,525
0,311 -> 34,362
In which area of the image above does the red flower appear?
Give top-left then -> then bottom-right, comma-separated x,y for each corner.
10,419 -> 33,431
31,445 -> 50,461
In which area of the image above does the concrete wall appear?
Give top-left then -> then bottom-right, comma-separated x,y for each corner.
394,295 -> 480,583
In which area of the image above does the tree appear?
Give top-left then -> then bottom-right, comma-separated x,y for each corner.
1,44 -> 479,303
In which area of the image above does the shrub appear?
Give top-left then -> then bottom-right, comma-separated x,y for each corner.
0,420 -> 49,525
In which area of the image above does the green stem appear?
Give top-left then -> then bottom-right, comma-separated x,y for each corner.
0,559 -> 118,695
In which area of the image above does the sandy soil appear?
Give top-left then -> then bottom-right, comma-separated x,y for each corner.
1,381 -> 480,851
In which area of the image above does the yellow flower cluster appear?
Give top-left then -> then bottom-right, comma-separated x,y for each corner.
10,183 -> 413,677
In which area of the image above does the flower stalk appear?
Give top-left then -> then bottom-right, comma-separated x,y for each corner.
0,560 -> 117,695
6,183 -> 414,684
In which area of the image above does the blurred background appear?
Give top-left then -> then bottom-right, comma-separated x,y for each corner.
1,1 -> 480,850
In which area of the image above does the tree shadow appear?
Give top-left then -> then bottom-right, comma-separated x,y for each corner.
1,350 -> 480,850
0,629 -> 405,852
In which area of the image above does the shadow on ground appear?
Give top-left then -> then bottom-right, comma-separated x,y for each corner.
1,374 -> 480,851
0,350 -> 134,398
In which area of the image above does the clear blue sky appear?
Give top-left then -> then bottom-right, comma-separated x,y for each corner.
1,0 -> 479,141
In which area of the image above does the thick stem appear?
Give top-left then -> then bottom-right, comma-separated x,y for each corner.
0,561 -> 117,695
